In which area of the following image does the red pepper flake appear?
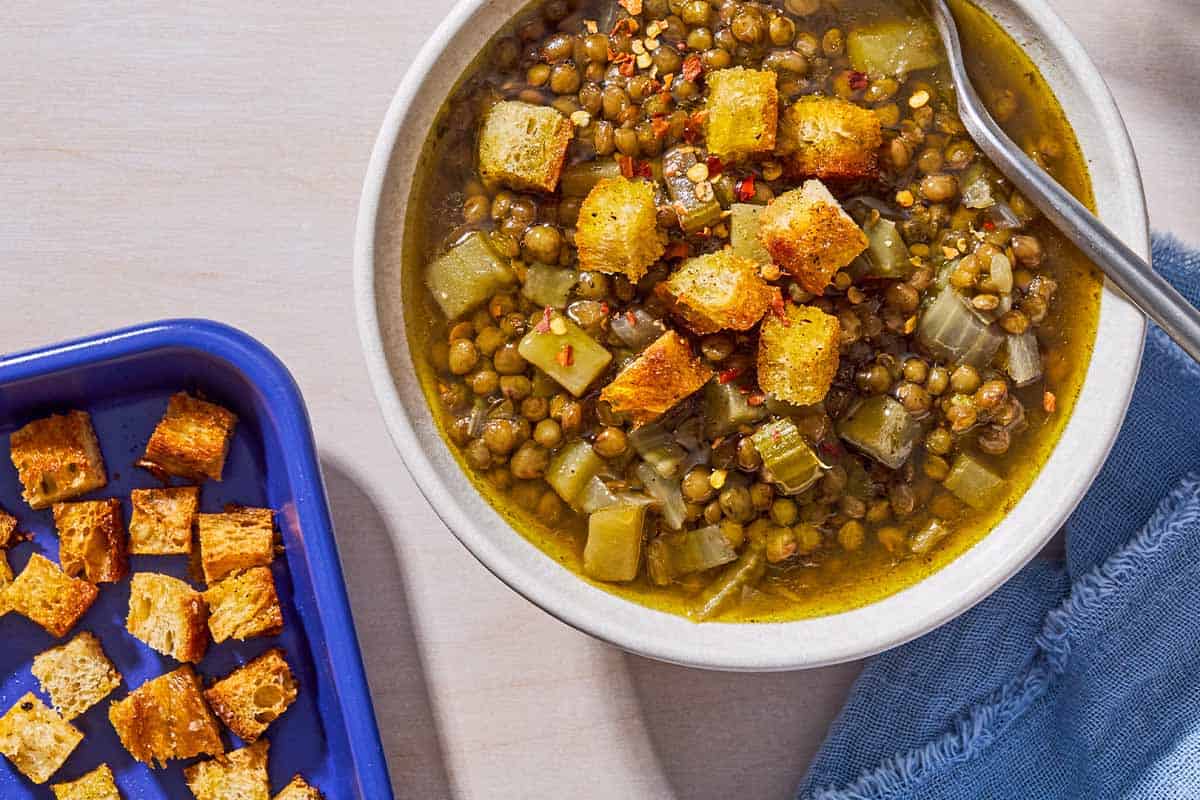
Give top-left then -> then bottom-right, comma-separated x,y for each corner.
769,290 -> 791,325
600,301 -> 611,315
848,70 -> 869,91
557,344 -> 574,367
819,441 -> 843,459
535,306 -> 553,334
610,17 -> 638,37
618,0 -> 642,14
683,109 -> 707,143
651,116 -> 670,139
625,311 -> 638,326
706,156 -> 724,177
748,393 -> 766,407
735,173 -> 756,201
634,159 -> 653,179
619,59 -> 636,77
717,366 -> 744,385
982,219 -> 996,231
770,427 -> 783,442
682,54 -> 703,83
664,241 -> 690,260
1043,391 -> 1057,414
617,154 -> 635,178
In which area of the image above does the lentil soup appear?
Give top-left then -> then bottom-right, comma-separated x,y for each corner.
400,0 -> 1100,622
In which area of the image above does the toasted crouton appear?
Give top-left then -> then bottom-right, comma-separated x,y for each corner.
758,180 -> 869,294
0,693 -> 83,784
9,411 -> 107,510
53,499 -> 128,584
185,740 -> 270,800
656,250 -> 775,335
52,763 -> 121,799
777,95 -> 882,180
129,486 -> 200,555
9,553 -> 99,638
599,331 -> 713,426
198,507 -> 275,584
0,507 -> 21,549
205,648 -> 298,743
126,572 -> 209,662
704,67 -> 779,160
275,775 -> 325,800
138,392 -> 238,482
32,632 -> 122,720
576,177 -> 665,282
757,304 -> 841,405
478,100 -> 573,193
0,552 -> 11,617
108,666 -> 223,767
206,567 -> 284,643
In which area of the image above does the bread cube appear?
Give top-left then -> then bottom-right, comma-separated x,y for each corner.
53,499 -> 128,584
0,507 -> 21,549
137,392 -> 238,482
757,303 -> 841,405
655,250 -> 775,335
198,507 -> 275,584
478,100 -> 573,193
129,486 -> 200,555
52,763 -> 121,799
0,693 -> 83,784
205,648 -> 298,743
32,632 -> 122,720
576,177 -> 665,282
599,331 -> 713,426
704,67 -> 779,160
758,180 -> 869,294
108,666 -> 223,767
206,566 -> 284,643
8,553 -> 99,638
126,572 -> 209,663
185,740 -> 270,800
275,775 -> 325,800
9,411 -> 107,510
777,95 -> 882,180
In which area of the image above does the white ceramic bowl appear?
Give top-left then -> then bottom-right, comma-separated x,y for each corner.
355,0 -> 1148,671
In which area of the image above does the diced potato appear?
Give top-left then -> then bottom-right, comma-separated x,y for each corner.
757,303 -> 840,406
943,453 -> 1007,509
758,180 -> 869,293
848,19 -> 943,78
655,249 -> 775,335
518,311 -> 612,397
547,441 -> 604,507
584,502 -> 648,582
600,330 -> 713,426
478,100 -> 573,193
730,203 -> 772,265
704,67 -> 779,161
576,177 -> 665,281
776,95 -> 882,181
426,232 -> 516,320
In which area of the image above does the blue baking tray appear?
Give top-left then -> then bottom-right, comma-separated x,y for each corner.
0,320 -> 392,799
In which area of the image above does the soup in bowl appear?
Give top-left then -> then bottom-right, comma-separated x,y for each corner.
357,0 -> 1146,669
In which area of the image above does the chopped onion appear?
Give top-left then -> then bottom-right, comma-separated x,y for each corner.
989,253 -> 1014,294
629,423 -> 688,478
636,462 -> 688,530
1006,332 -> 1043,387
917,286 -> 1004,368
986,200 -> 1023,230
579,476 -> 619,514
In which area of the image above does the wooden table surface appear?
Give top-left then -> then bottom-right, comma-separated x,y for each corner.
3,2 -> 1196,797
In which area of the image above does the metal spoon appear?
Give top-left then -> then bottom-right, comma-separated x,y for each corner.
928,0 -> 1200,362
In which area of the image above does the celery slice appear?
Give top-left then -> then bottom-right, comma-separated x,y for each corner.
629,423 -> 688,478
847,19 -> 943,77
663,146 -> 723,233
917,286 -> 1004,368
731,203 -> 772,265
838,396 -> 920,470
426,231 -> 516,320
704,380 -> 767,438
690,540 -> 766,621
560,159 -> 623,197
522,262 -> 578,309
584,502 -> 648,582
652,525 -> 738,583
853,217 -> 912,279
518,312 -> 612,396
752,419 -> 825,494
943,453 -> 1007,510
546,440 -> 604,507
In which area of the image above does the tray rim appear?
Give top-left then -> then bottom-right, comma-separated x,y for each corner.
0,318 -> 393,799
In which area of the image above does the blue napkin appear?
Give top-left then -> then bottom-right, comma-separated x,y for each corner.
799,233 -> 1200,800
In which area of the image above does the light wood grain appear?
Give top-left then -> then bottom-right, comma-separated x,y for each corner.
1,2 -> 1193,798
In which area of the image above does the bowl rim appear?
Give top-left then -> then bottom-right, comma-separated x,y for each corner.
354,0 -> 1149,671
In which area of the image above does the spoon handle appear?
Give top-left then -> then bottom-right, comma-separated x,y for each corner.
930,0 -> 1200,363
